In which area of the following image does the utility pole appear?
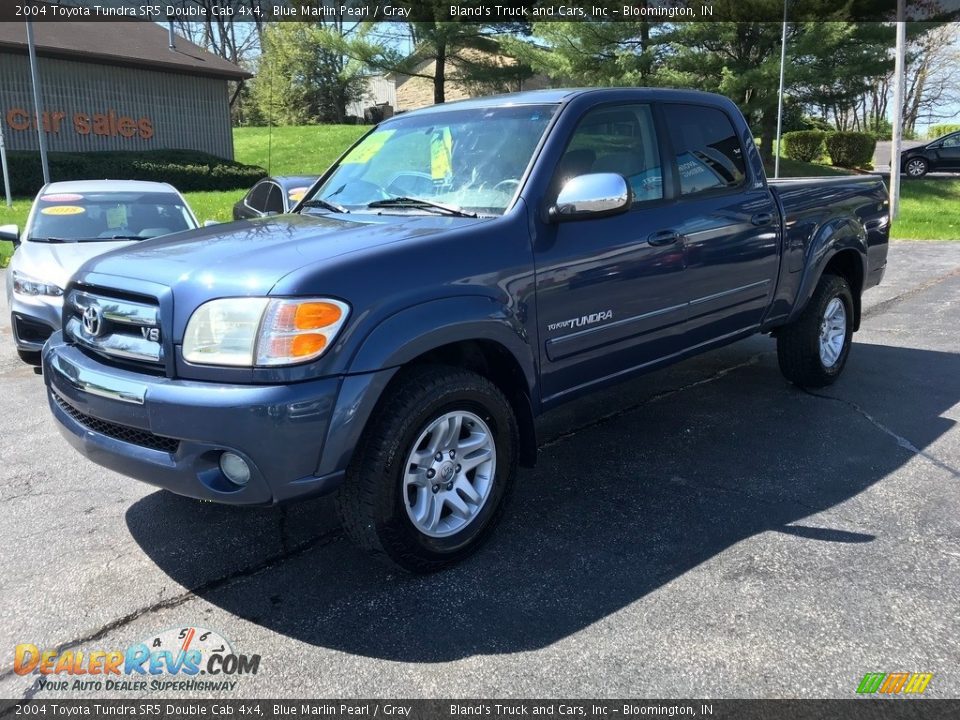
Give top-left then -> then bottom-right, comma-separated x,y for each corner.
774,0 -> 789,179
0,120 -> 11,208
26,20 -> 51,186
890,0 -> 906,218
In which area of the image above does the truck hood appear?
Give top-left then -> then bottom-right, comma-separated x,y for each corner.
76,213 -> 490,296
12,238 -> 138,290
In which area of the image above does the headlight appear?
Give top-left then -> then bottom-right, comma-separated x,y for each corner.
11,270 -> 63,298
182,297 -> 350,367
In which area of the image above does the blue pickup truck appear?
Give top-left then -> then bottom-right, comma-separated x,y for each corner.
41,89 -> 889,571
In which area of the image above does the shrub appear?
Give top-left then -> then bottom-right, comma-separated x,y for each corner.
824,132 -> 876,169
928,123 -> 960,139
782,130 -> 827,163
1,149 -> 266,197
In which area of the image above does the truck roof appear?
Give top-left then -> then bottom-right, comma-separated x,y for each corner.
399,87 -> 735,116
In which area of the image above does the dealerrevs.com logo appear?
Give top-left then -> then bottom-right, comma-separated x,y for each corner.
14,627 -> 260,693
856,672 -> 934,695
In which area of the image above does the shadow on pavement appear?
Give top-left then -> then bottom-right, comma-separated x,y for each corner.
126,341 -> 958,661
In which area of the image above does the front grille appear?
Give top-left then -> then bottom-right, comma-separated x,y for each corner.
15,315 -> 54,344
64,287 -> 164,368
54,393 -> 180,454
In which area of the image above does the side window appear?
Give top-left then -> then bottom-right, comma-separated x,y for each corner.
265,183 -> 284,214
942,134 -> 960,148
555,103 -> 663,204
246,181 -> 270,211
664,104 -> 746,196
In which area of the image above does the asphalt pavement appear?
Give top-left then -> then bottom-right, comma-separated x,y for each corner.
0,242 -> 958,699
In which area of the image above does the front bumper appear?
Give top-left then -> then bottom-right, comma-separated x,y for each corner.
42,332 -> 394,505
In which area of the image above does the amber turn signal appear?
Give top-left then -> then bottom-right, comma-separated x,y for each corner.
294,302 -> 343,330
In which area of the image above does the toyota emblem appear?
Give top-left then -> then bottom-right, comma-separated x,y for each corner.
82,304 -> 103,336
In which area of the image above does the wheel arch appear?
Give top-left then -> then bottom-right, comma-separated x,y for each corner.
347,296 -> 539,468
786,221 -> 868,331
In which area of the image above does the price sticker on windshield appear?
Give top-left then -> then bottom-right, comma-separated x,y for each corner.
106,206 -> 127,229
40,205 -> 85,216
431,128 -> 453,180
342,130 -> 395,164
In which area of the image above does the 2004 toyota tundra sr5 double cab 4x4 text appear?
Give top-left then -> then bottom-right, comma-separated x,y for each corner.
42,89 -> 889,571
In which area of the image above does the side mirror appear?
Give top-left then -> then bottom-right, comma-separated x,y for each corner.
549,173 -> 632,222
0,224 -> 20,246
203,220 -> 221,227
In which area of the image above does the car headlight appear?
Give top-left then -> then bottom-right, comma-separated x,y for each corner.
11,270 -> 63,298
182,297 -> 350,367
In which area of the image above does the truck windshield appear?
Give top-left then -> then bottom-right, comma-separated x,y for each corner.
303,104 -> 558,216
29,192 -> 196,242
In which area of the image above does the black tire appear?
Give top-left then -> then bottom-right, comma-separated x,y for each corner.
335,364 -> 519,573
17,349 -> 41,366
904,157 -> 929,178
777,273 -> 854,388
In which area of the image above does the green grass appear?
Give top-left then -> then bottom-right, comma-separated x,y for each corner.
892,178 -> 960,240
233,124 -> 367,176
765,158 -> 854,177
764,158 -> 852,178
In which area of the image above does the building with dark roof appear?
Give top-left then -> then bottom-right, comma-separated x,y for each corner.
0,20 -> 251,159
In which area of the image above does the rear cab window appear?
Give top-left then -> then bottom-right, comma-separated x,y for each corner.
663,104 -> 747,196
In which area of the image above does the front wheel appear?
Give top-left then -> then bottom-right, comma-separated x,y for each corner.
904,157 -> 929,178
777,274 -> 854,388
335,365 -> 519,573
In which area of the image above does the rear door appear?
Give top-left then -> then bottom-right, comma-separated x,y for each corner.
534,102 -> 690,404
660,103 -> 781,345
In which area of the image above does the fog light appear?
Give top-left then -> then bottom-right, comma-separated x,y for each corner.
219,452 -> 251,486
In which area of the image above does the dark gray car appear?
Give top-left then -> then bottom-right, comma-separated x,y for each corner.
232,176 -> 321,219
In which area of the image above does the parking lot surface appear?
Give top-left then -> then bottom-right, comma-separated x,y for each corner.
0,241 -> 958,699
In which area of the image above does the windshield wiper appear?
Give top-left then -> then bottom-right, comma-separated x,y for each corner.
99,235 -> 145,241
301,198 -> 349,214
28,237 -> 74,243
366,197 -> 478,218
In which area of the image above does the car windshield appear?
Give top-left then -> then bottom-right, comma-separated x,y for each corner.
302,104 -> 558,216
29,191 -> 195,242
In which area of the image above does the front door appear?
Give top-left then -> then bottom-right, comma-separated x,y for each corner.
934,132 -> 960,170
533,103 -> 689,405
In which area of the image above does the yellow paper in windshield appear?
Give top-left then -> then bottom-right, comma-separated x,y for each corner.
106,206 -> 127,229
342,130 -> 395,164
431,128 -> 453,180
40,205 -> 85,216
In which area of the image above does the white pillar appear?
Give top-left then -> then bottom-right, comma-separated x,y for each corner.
774,1 -> 788,179
890,0 -> 906,219
26,20 -> 51,186
0,121 -> 11,208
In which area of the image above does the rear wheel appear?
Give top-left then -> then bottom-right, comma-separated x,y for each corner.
905,157 -> 929,178
777,274 -> 854,388
335,365 -> 519,573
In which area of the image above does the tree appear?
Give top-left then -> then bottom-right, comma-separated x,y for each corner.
340,4 -> 533,105
790,22 -> 893,132
251,21 -> 367,124
899,23 -> 960,135
664,18 -> 793,162
505,17 -> 666,87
